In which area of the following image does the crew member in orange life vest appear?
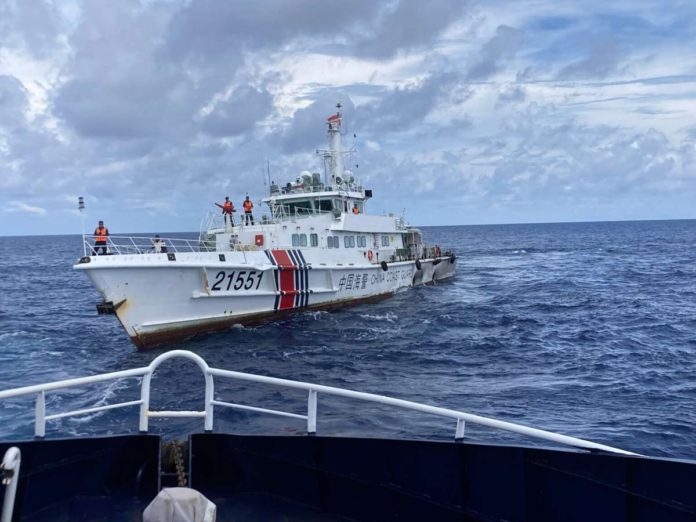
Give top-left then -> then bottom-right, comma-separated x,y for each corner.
93,220 -> 109,255
215,196 -> 235,227
243,196 -> 254,225
352,203 -> 360,215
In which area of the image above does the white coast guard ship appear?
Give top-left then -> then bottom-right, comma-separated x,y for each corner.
75,107 -> 457,348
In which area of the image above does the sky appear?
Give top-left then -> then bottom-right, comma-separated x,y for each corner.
1,0 -> 696,236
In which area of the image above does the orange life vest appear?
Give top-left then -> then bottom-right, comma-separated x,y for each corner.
352,206 -> 359,214
243,200 -> 253,212
223,201 -> 233,214
94,227 -> 108,243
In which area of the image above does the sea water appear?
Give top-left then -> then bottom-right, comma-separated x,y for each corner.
0,220 -> 695,458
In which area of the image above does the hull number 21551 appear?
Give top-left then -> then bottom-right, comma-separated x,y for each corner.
210,270 -> 263,292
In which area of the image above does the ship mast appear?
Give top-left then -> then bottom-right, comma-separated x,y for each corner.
325,103 -> 345,187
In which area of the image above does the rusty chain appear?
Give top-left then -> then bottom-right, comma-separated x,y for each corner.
171,440 -> 187,487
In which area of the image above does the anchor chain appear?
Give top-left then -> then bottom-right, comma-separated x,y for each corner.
172,440 -> 187,487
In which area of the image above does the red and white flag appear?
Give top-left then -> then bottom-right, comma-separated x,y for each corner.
327,114 -> 341,123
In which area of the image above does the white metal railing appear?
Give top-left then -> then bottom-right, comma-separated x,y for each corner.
1,447 -> 20,522
0,350 -> 638,456
82,235 -> 204,256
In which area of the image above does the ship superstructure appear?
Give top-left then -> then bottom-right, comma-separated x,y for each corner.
75,106 -> 456,348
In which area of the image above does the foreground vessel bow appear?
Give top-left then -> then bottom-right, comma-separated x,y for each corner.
1,350 -> 694,521
74,107 -> 456,349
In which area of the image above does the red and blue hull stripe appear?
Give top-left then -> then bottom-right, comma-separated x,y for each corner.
264,249 -> 310,311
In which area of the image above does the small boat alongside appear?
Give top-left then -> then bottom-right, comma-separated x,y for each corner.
75,107 -> 456,349
1,349 -> 694,521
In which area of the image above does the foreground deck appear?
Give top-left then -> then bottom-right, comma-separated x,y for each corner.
1,350 -> 694,520
2,433 -> 695,521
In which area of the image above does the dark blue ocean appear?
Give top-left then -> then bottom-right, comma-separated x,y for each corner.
1,221 -> 695,459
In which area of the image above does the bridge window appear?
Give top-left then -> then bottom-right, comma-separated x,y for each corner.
328,236 -> 339,248
310,233 -> 318,247
286,200 -> 313,216
299,234 -> 307,247
381,235 -> 389,247
292,234 -> 300,247
317,199 -> 333,212
357,236 -> 366,248
344,235 -> 355,248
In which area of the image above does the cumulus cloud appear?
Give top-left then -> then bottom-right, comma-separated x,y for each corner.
52,1 -> 188,140
466,25 -> 523,81
277,93 -> 356,154
496,84 -> 526,107
359,72 -> 461,130
0,0 -> 63,58
354,0 -> 469,59
201,85 -> 274,137
164,0 -> 381,64
0,75 -> 29,127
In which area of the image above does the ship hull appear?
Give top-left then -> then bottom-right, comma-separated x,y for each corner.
75,249 -> 456,349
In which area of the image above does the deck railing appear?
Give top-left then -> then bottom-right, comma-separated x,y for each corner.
198,207 -> 334,234
1,447 -> 20,522
0,350 -> 637,456
82,235 -> 205,256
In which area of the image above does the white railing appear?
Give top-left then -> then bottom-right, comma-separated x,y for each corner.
199,210 -> 279,231
0,350 -> 637,456
200,205 -> 335,231
82,235 -> 204,256
1,447 -> 20,522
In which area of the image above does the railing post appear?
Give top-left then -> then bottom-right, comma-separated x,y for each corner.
307,390 -> 317,435
204,371 -> 214,432
1,447 -> 21,522
455,418 -> 465,442
34,391 -> 45,438
139,372 -> 152,433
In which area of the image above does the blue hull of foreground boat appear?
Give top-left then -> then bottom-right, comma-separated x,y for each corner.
2,434 -> 695,521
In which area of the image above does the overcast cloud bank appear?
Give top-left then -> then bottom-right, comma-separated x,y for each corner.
1,0 -> 695,235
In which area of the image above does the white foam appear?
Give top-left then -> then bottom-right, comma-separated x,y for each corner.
359,312 -> 397,322
0,331 -> 29,340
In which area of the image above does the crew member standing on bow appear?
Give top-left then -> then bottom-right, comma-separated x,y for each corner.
215,196 -> 235,229
243,195 -> 254,225
93,220 -> 109,255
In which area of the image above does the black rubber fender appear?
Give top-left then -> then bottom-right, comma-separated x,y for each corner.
449,254 -> 456,263
415,259 -> 422,271
380,261 -> 388,271
433,258 -> 441,266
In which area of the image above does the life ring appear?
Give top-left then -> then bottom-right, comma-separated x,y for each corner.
367,250 -> 374,261
415,259 -> 422,271
380,261 -> 388,271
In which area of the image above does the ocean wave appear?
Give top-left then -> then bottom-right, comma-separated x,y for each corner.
0,331 -> 30,340
358,312 -> 398,322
